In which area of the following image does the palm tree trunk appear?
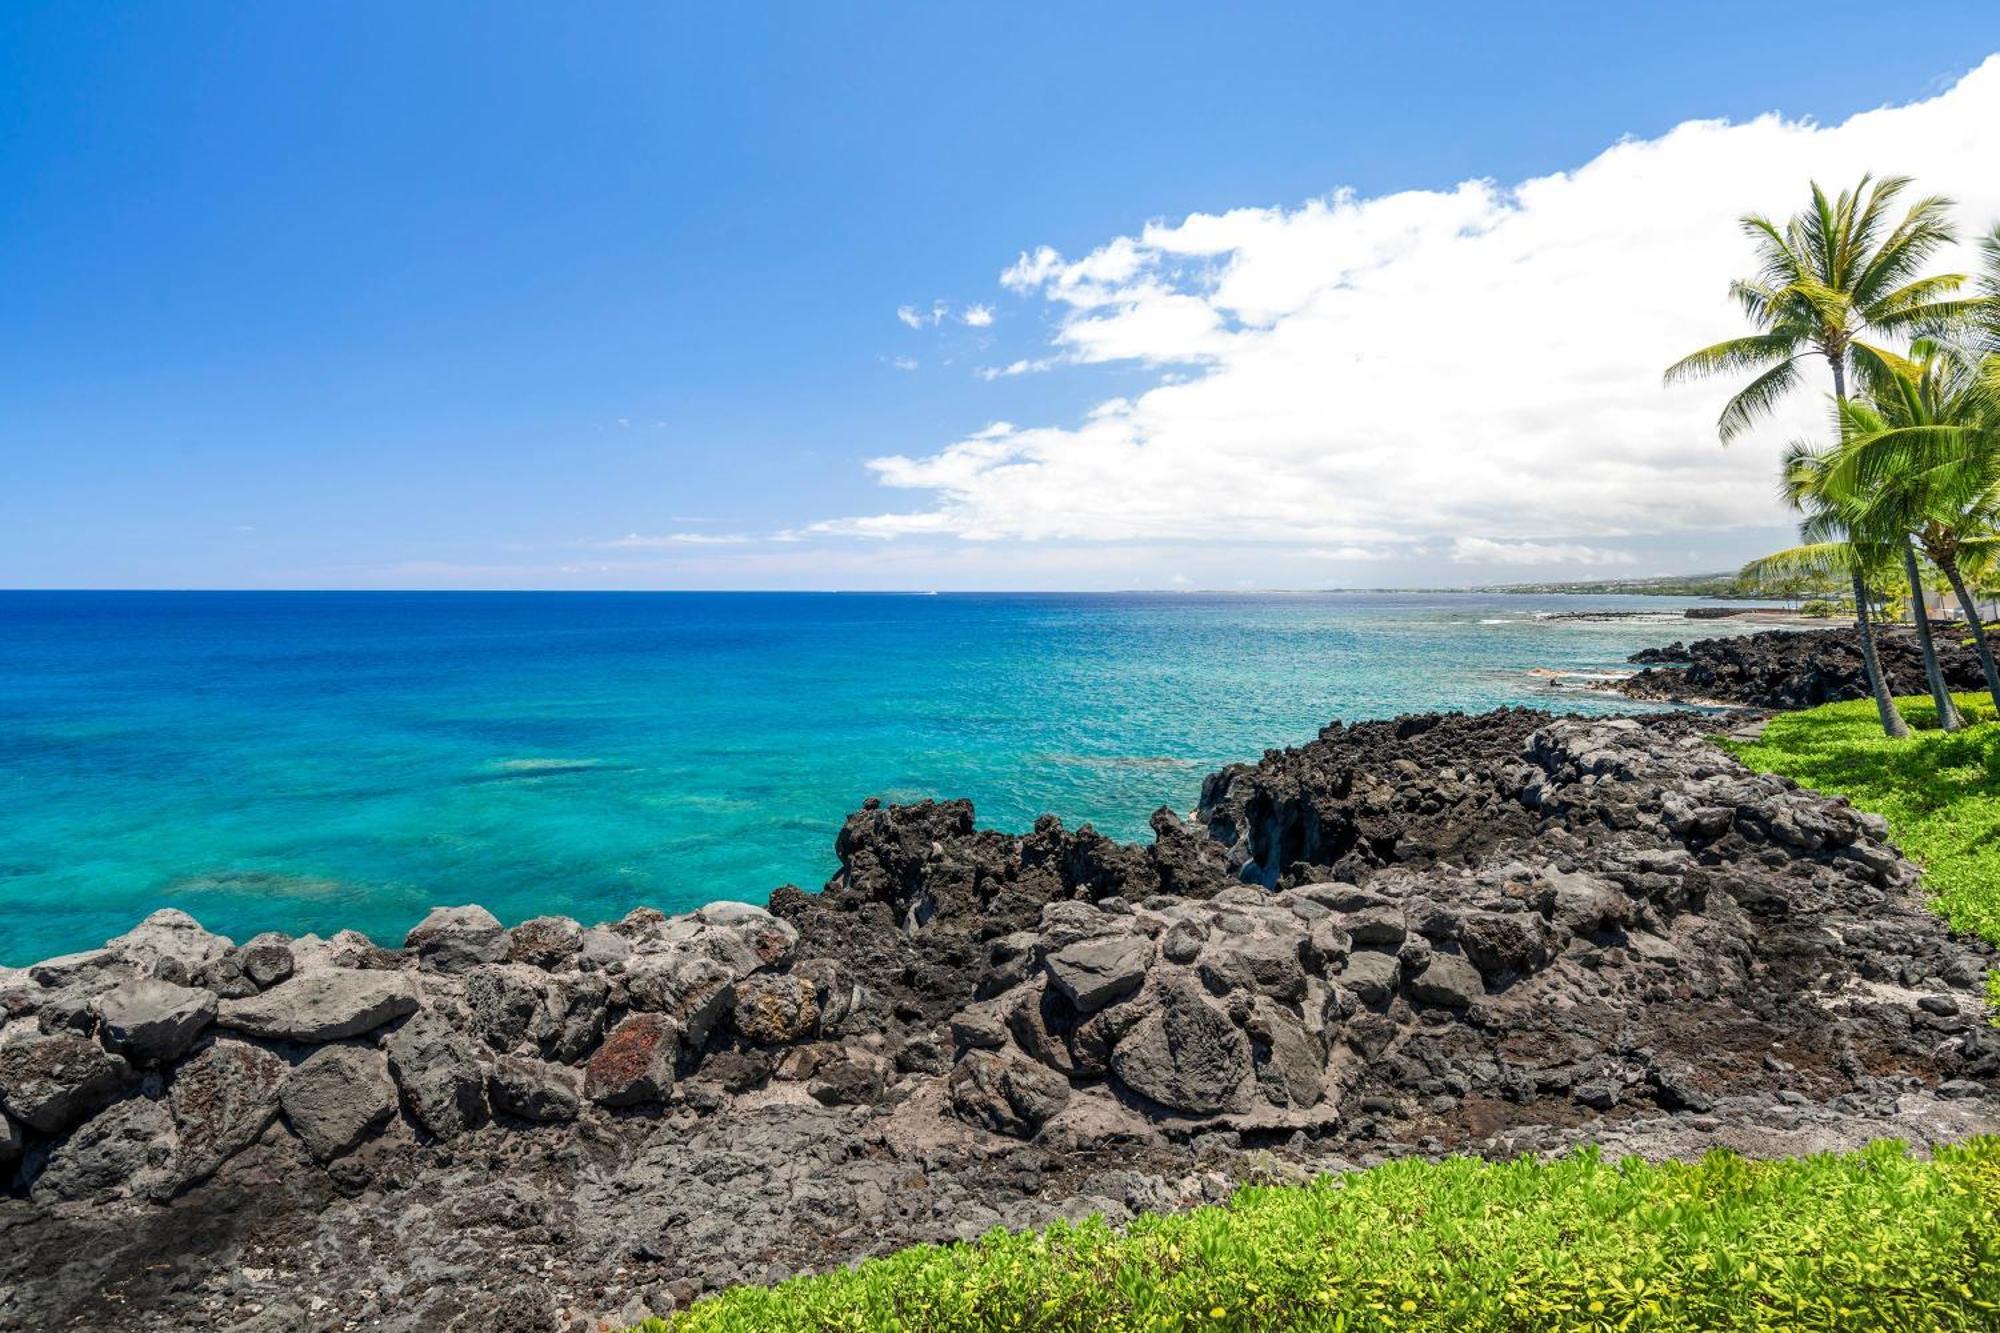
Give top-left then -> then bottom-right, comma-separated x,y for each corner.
1903,542 -> 1963,731
1939,556 -> 2000,715
1853,568 -> 1908,737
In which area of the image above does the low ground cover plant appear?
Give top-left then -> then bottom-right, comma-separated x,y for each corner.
648,1139 -> 2000,1331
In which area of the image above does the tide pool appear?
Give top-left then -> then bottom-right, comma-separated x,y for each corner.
0,591 -> 1746,963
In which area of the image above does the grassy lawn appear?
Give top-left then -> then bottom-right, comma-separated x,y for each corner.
648,1141 -> 2000,1331
1724,691 -> 2000,949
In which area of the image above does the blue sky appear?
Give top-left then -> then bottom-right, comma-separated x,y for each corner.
5,4 -> 1999,589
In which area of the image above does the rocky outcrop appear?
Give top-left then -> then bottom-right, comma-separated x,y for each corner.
2,711 -> 1995,1330
1619,626 -> 1984,709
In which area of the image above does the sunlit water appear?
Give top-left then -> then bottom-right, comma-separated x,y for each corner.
0,591 -> 1752,963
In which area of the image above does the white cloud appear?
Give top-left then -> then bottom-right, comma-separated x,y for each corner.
895,305 -> 925,329
1304,545 -> 1392,561
890,356 -> 919,371
975,358 -> 1055,381
1449,537 -> 1635,567
962,303 -> 995,327
832,59 -> 2000,572
596,532 -> 752,548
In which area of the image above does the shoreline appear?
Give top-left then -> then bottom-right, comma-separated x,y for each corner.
4,655 -> 1995,1328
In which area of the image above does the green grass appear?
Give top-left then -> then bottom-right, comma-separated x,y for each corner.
1724,692 -> 2000,949
647,1140 -> 2000,1331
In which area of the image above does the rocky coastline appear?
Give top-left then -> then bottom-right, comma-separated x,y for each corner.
1617,624 -> 1986,710
3,698 -> 1998,1330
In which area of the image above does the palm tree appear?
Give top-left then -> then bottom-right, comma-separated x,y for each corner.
1667,175 -> 1970,729
1665,174 -> 1969,432
1830,344 -> 2000,717
1741,442 -> 1908,736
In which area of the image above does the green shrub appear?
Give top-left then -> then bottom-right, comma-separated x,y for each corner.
1799,599 -> 1841,618
644,1140 -> 2000,1331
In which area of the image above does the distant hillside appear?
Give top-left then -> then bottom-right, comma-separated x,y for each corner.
1452,573 -> 1792,598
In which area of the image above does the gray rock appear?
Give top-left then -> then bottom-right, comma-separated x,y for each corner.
509,915 -> 585,970
280,1044 -> 397,1161
948,1002 -> 1009,1050
166,1037 -> 287,1192
464,964 -> 545,1051
1405,951 -> 1484,1009
948,1049 -> 1072,1138
239,941 -> 296,989
577,927 -> 632,971
405,904 -> 512,973
1109,979 -> 1250,1115
94,979 -> 217,1063
626,953 -> 735,1046
105,909 -> 233,976
385,1012 -> 488,1139
216,969 -> 418,1042
30,1093 -> 176,1202
0,1111 -> 20,1166
1196,932 -> 1306,1001
1338,949 -> 1401,1004
489,1055 -> 581,1123
28,948 -> 127,992
585,1013 -> 680,1107
0,1032 -> 132,1132
1161,918 -> 1207,964
533,971 -> 609,1063
1044,935 -> 1150,1012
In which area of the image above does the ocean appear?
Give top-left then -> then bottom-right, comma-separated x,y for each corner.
0,590 -> 1747,964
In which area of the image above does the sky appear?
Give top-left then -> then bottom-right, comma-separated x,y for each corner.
5,4 -> 2000,590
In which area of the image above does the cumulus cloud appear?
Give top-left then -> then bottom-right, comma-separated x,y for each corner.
834,59 -> 2000,572
962,303 -> 995,327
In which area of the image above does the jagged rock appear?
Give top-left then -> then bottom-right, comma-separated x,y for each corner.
1109,978 -> 1251,1115
533,971 -> 609,1063
728,974 -> 820,1046
1622,626 -> 1984,709
577,927 -> 632,971
1338,949 -> 1400,1004
239,940 -> 296,989
280,1044 -> 397,1161
585,1013 -> 680,1107
806,1053 -> 889,1107
1045,935 -> 1149,1012
216,969 -> 418,1042
625,954 -> 735,1046
509,916 -> 585,970
490,1055 -> 581,1123
166,1037 -> 286,1192
1405,951 -> 1484,1009
30,1092 -> 175,1202
385,1012 -> 488,1139
105,910 -> 233,977
28,949 -> 126,992
0,1111 -> 21,1166
0,1032 -> 132,1133
948,1049 -> 1071,1137
94,980 -> 217,1063
464,965 -> 544,1052
405,905 -> 511,973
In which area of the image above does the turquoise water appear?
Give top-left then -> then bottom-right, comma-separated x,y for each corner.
0,591 -> 1740,964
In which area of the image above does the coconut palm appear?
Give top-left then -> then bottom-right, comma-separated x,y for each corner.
1665,175 -> 1970,435
1669,176 -> 1971,728
1741,441 -> 1908,737
1829,344 -> 2000,716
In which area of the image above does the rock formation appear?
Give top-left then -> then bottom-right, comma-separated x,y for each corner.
1619,625 -> 1985,709
1,709 -> 1994,1330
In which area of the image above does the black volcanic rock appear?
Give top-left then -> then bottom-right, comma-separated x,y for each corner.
1,708 -> 1995,1330
1620,626 -> 1983,709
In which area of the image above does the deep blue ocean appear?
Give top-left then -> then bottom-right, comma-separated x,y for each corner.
0,591 -> 1748,964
